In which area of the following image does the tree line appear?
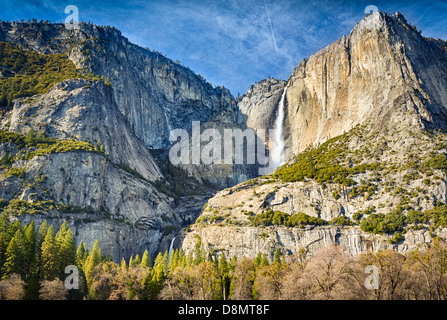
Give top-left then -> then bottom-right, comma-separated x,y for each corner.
0,214 -> 446,300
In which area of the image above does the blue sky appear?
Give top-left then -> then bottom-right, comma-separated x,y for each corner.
1,0 -> 447,96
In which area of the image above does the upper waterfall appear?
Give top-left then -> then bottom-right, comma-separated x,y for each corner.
272,87 -> 287,169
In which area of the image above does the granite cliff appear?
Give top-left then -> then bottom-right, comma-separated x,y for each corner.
1,12 -> 447,263
182,12 -> 447,260
0,20 -> 244,261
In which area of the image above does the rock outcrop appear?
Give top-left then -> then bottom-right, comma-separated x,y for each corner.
283,11 -> 447,160
182,12 -> 447,259
2,12 -> 447,262
182,224 -> 447,260
0,21 -> 239,260
0,21 -> 235,149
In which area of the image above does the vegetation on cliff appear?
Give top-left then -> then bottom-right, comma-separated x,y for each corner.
0,129 -> 105,173
0,41 -> 100,111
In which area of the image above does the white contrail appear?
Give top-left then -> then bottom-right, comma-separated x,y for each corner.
263,0 -> 279,53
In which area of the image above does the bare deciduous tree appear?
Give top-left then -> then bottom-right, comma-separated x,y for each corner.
0,274 -> 25,300
253,262 -> 288,300
301,244 -> 353,300
229,258 -> 255,300
38,278 -> 68,300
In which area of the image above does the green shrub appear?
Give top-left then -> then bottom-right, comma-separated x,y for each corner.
360,205 -> 447,235
405,209 -> 429,225
359,211 -> 406,235
272,128 -> 381,186
331,215 -> 354,226
4,167 -> 25,178
249,210 -> 326,228
0,198 -> 96,216
0,41 -> 97,111
388,232 -> 404,244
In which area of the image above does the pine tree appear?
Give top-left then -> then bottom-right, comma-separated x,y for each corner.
37,221 -> 49,246
141,250 -> 151,269
131,254 -> 141,267
25,128 -> 35,145
75,241 -> 88,271
261,254 -> 269,267
23,221 -> 37,275
2,228 -> 26,279
254,252 -> 262,267
0,211 -> 10,235
120,257 -> 128,271
218,253 -> 231,300
84,240 -> 102,286
169,249 -> 179,271
1,153 -> 8,166
273,249 -> 281,264
36,130 -> 44,143
7,153 -> 13,165
40,225 -> 58,281
24,150 -> 32,161
0,212 -> 11,276
58,225 -> 76,278
193,241 -> 205,265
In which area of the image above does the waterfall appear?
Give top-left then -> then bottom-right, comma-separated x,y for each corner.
166,237 -> 175,272
272,87 -> 287,169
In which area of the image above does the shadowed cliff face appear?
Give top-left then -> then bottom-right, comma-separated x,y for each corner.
0,21 -> 238,260
0,21 -> 235,150
181,12 -> 447,260
1,11 -> 447,262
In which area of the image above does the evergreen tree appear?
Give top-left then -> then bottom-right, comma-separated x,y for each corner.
254,252 -> 262,267
193,241 -> 205,265
55,222 -> 76,278
0,212 -> 11,275
130,254 -> 141,267
84,240 -> 102,286
141,250 -> 151,269
40,225 -> 58,280
36,130 -> 45,143
37,221 -> 49,247
0,211 -> 10,235
218,253 -> 231,300
146,251 -> 169,299
23,222 -> 39,300
25,128 -> 35,145
24,150 -> 31,161
23,221 -> 37,275
169,249 -> 179,271
75,241 -> 88,271
1,152 -> 8,166
2,228 -> 26,279
261,254 -> 269,267
273,249 -> 281,264
120,257 -> 127,271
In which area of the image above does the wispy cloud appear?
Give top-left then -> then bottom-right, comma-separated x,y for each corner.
1,0 -> 446,95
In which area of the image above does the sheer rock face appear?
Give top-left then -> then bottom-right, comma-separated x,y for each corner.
4,80 -> 162,182
283,12 -> 447,161
0,21 -> 238,259
182,224 -> 447,260
181,174 -> 447,259
0,21 -> 234,149
0,79 -> 178,260
237,78 -> 287,131
182,12 -> 447,259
